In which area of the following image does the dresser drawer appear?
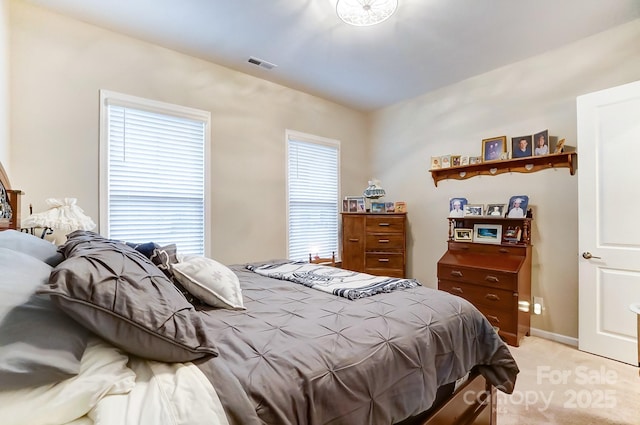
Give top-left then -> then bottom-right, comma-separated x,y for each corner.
365,233 -> 404,251
438,280 -> 514,312
474,304 -> 517,334
365,267 -> 404,278
365,252 -> 404,270
448,242 -> 528,256
437,264 -> 517,290
365,216 -> 405,233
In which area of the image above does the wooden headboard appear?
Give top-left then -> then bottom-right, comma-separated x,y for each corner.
0,161 -> 23,230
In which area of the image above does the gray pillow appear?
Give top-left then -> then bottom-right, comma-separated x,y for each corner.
39,231 -> 218,363
0,247 -> 90,390
0,229 -> 63,266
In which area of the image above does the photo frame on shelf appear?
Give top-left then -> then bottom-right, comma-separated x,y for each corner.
385,202 -> 395,213
371,202 -> 385,213
430,156 -> 441,169
533,129 -> 549,156
346,196 -> 365,213
449,197 -> 467,218
553,138 -> 566,154
342,199 -> 349,212
464,204 -> 484,217
441,155 -> 452,168
453,228 -> 473,242
485,203 -> 507,217
451,155 -> 461,167
394,201 -> 407,213
469,156 -> 482,165
506,195 -> 529,218
511,135 -> 533,158
481,136 -> 507,162
473,224 -> 502,244
503,226 -> 522,244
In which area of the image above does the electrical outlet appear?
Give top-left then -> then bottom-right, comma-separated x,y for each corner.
533,296 -> 544,315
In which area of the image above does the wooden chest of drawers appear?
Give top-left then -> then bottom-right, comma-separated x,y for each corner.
341,212 -> 406,278
438,241 -> 531,347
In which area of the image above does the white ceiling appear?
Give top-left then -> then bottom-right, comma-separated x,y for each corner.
23,0 -> 640,111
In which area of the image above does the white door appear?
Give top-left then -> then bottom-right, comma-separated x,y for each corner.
577,80 -> 640,365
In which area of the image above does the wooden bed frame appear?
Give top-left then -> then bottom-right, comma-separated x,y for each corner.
0,161 -> 23,231
1,160 -> 498,424
422,371 -> 496,425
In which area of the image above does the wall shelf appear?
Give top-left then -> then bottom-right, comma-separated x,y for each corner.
428,152 -> 577,187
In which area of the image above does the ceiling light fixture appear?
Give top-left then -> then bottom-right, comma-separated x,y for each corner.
336,0 -> 398,27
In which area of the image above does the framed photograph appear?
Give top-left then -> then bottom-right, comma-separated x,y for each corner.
371,202 -> 385,213
440,155 -> 451,168
348,198 -> 358,213
503,226 -> 522,243
482,136 -> 507,162
554,138 -> 566,154
430,156 -> 441,169
454,228 -> 473,242
346,196 -> 365,212
486,203 -> 506,217
460,156 -> 469,166
449,197 -> 467,217
394,201 -> 406,213
473,224 -> 502,244
464,204 -> 484,217
469,156 -> 482,165
451,155 -> 461,167
342,199 -> 349,212
506,195 -> 529,218
511,135 -> 533,158
533,130 -> 549,156
385,202 -> 395,213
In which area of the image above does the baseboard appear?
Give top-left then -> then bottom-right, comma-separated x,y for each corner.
530,327 -> 578,347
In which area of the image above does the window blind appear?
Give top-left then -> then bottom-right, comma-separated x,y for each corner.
101,92 -> 209,255
287,133 -> 339,262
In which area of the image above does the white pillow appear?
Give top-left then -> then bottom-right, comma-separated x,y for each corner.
0,337 -> 135,425
172,256 -> 245,310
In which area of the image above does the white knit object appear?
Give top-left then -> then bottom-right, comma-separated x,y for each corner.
23,198 -> 96,231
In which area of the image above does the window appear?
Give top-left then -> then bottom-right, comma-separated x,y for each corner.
99,90 -> 210,255
287,130 -> 340,262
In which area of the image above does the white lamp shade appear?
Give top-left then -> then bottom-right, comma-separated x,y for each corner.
22,198 -> 96,232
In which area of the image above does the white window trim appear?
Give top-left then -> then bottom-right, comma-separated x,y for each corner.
98,90 -> 211,256
285,129 -> 341,260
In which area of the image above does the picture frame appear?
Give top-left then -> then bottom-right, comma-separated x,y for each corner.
394,201 -> 407,213
506,195 -> 529,218
469,156 -> 482,165
464,204 -> 484,217
430,156 -> 441,169
449,197 -> 467,218
342,199 -> 349,212
511,135 -> 533,158
385,202 -> 395,213
453,228 -> 473,242
533,129 -> 549,156
485,203 -> 507,217
481,136 -> 507,162
473,224 -> 502,244
346,196 -> 365,213
451,155 -> 461,167
371,202 -> 386,213
460,156 -> 469,166
553,138 -> 566,154
440,154 -> 451,168
503,226 -> 522,244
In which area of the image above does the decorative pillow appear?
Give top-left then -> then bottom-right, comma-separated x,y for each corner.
38,231 -> 218,362
125,241 -> 159,259
0,247 -> 90,390
149,244 -> 179,278
172,255 -> 246,310
0,229 -> 63,266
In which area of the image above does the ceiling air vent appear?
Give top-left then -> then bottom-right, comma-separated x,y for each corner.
247,56 -> 277,70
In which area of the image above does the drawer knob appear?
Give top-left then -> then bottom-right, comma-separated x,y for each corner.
378,239 -> 390,243
378,258 -> 390,262
485,275 -> 499,283
451,286 -> 463,294
486,315 -> 500,325
485,294 -> 500,302
450,270 -> 463,277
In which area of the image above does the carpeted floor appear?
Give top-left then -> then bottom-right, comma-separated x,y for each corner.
498,336 -> 640,425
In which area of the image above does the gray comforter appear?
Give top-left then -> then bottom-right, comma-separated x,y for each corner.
194,263 -> 519,425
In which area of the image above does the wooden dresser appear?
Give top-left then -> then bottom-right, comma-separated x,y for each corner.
437,217 -> 532,347
341,212 -> 406,278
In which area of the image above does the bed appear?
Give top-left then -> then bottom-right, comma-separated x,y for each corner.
0,164 -> 518,425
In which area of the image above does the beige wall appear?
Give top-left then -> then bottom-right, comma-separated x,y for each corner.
0,0 -> 9,169
8,1 -> 370,263
371,19 -> 640,339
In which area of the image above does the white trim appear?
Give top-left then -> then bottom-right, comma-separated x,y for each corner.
530,327 -> 578,347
